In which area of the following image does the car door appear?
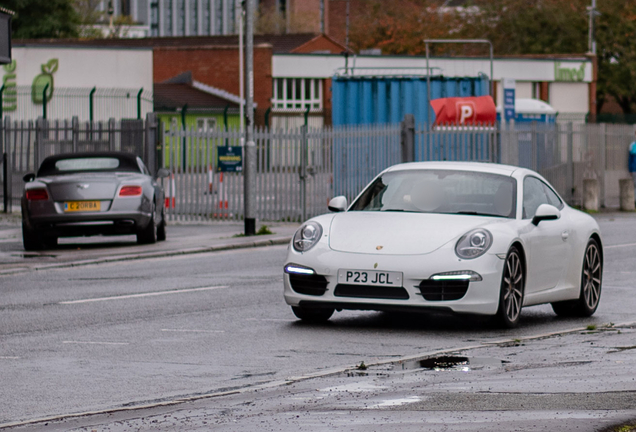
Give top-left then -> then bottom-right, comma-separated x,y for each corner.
521,176 -> 571,294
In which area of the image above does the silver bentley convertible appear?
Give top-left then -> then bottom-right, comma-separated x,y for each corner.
21,152 -> 169,251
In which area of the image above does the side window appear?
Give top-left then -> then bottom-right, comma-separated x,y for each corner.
542,183 -> 563,209
136,157 -> 149,175
523,177 -> 548,219
523,176 -> 563,219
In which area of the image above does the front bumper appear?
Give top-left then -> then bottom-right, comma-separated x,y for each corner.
283,244 -> 505,316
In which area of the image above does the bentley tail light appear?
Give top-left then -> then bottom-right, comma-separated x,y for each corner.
119,186 -> 143,196
26,188 -> 49,201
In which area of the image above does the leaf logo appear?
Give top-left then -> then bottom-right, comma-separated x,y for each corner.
32,59 -> 59,104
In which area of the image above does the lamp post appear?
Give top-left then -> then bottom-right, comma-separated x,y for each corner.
243,0 -> 256,236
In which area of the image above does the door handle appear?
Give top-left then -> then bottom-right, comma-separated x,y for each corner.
561,231 -> 569,241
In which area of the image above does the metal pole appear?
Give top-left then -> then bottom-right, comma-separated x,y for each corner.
137,88 -> 143,120
345,0 -> 350,47
423,39 -> 494,96
244,0 -> 256,235
89,87 -> 96,122
43,83 -> 49,120
426,42 -> 431,129
0,85 -> 4,120
181,104 -> 187,170
238,0 -> 244,136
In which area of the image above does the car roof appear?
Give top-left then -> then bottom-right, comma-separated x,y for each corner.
384,161 -> 521,176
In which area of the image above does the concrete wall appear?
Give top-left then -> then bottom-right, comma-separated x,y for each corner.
8,46 -> 153,88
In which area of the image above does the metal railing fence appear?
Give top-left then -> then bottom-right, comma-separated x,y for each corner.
2,117 -> 635,218
1,115 -> 158,210
0,86 -> 153,122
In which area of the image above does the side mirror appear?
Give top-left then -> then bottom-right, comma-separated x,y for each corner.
532,204 -> 560,226
328,196 -> 348,212
156,168 -> 170,178
23,173 -> 35,183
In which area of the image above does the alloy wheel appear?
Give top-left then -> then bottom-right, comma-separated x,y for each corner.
502,250 -> 524,323
582,243 -> 602,310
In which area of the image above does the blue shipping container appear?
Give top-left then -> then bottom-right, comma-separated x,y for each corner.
331,75 -> 490,126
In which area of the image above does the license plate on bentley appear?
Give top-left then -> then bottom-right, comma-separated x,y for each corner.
337,269 -> 403,287
64,201 -> 101,212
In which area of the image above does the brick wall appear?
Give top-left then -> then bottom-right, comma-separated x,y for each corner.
153,44 -> 273,122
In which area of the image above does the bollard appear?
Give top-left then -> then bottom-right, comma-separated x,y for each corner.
583,179 -> 599,211
619,178 -> 635,211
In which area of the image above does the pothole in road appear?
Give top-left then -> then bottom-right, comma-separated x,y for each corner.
398,355 -> 507,372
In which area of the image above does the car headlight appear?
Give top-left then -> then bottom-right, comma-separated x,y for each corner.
293,221 -> 323,252
455,229 -> 492,259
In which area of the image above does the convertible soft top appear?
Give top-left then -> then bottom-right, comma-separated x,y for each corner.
37,152 -> 142,177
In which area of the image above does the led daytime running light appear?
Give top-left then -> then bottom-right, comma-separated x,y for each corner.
284,264 -> 315,275
431,271 -> 482,282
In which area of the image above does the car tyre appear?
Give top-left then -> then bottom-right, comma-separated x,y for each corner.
22,223 -> 42,251
495,246 -> 525,328
551,238 -> 602,317
157,206 -> 167,241
137,201 -> 158,245
291,306 -> 334,323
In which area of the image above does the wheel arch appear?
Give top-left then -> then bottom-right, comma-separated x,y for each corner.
509,240 -> 527,278
589,232 -> 603,265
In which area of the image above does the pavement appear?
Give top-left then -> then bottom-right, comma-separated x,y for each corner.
0,212 -> 299,275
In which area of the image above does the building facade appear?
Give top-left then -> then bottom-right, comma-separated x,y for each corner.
95,0 -> 257,37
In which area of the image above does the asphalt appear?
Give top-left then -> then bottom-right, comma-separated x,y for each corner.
0,212 -> 298,275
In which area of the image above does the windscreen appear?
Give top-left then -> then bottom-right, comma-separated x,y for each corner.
349,169 -> 517,218
37,155 -> 141,177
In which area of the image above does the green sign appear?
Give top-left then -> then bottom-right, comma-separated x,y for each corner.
554,62 -> 585,82
32,59 -> 58,104
2,59 -> 16,111
217,146 -> 243,172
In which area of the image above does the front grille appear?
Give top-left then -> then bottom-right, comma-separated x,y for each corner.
334,284 -> 410,300
289,273 -> 329,296
418,280 -> 469,301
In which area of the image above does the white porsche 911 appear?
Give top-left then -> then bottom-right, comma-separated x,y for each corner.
283,162 -> 603,328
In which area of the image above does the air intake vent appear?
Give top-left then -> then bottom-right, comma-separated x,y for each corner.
418,280 -> 469,301
289,273 -> 328,296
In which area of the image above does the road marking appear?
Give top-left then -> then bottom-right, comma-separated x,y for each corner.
63,341 -> 129,346
161,329 -> 225,333
605,242 -> 636,249
0,356 -> 19,359
58,286 -> 228,305
245,318 -> 296,322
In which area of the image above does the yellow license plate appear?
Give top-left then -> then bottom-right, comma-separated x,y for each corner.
64,201 -> 101,212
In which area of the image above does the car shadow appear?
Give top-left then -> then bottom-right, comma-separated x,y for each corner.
288,306 -> 588,335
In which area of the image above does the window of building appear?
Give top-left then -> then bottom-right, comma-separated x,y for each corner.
197,117 -> 217,132
272,78 -> 322,110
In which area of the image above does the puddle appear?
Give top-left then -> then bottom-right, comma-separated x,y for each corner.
366,396 -> 422,409
11,253 -> 57,258
397,355 -> 506,372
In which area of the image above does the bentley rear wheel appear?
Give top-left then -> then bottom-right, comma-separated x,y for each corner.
495,246 -> 525,328
137,201 -> 158,244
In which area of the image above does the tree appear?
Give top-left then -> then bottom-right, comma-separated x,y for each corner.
351,0 -> 636,114
1,0 -> 81,39
349,0 -> 459,55
594,1 -> 636,113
